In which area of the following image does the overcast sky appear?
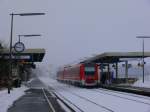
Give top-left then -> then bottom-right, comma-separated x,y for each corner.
1,0 -> 150,68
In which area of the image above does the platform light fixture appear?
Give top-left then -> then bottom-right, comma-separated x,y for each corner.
18,34 -> 41,42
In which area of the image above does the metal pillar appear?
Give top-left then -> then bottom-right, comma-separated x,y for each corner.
100,63 -> 103,74
142,38 -> 145,83
107,64 -> 110,82
125,61 -> 128,83
107,64 -> 110,72
136,36 -> 150,83
115,63 -> 118,79
8,13 -> 14,94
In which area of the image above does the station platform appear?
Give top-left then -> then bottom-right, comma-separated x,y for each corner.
7,78 -> 66,112
99,84 -> 150,97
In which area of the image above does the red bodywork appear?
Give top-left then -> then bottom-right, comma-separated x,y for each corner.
57,64 -> 99,86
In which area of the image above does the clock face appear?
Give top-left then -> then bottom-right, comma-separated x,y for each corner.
14,42 -> 25,53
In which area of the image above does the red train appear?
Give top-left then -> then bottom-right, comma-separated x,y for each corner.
57,63 -> 100,86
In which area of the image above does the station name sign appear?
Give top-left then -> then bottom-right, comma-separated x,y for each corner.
1,55 -> 30,60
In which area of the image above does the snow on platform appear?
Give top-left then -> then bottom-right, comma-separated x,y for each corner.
133,75 -> 150,88
0,86 -> 28,112
133,80 -> 150,88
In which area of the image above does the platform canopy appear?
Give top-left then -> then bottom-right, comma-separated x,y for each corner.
0,48 -> 45,62
81,52 -> 150,64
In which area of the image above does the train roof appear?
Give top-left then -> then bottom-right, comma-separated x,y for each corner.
63,63 -> 98,69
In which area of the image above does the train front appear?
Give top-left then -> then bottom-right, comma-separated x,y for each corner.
81,64 -> 99,86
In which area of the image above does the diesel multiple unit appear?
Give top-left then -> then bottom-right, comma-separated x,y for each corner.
57,63 -> 99,86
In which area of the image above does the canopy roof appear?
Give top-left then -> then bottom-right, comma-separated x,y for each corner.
0,48 -> 45,62
81,52 -> 150,63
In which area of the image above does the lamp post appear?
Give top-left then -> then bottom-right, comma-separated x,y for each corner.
136,36 -> 150,83
9,13 -> 45,94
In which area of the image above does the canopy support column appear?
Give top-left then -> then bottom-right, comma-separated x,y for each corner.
115,62 -> 118,79
125,60 -> 128,83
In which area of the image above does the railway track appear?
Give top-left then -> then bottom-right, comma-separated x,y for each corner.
42,88 -> 78,112
51,89 -> 85,112
65,84 -> 150,103
49,86 -> 114,112
40,79 -> 150,112
99,85 -> 150,97
65,90 -> 114,112
93,88 -> 150,106
97,88 -> 150,101
50,84 -> 150,112
42,88 -> 56,112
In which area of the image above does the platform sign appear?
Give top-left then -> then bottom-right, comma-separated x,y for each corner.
4,55 -> 30,60
15,55 -> 30,59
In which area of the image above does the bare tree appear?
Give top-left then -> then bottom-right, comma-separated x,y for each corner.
0,40 -> 9,87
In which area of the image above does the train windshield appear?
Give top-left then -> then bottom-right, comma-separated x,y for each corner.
85,67 -> 95,75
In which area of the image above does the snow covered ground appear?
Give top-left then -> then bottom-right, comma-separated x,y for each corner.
36,66 -> 150,112
133,79 -> 150,88
133,74 -> 150,88
1,65 -> 150,112
0,86 -> 28,112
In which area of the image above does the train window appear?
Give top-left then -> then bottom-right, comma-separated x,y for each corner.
84,67 -> 95,75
